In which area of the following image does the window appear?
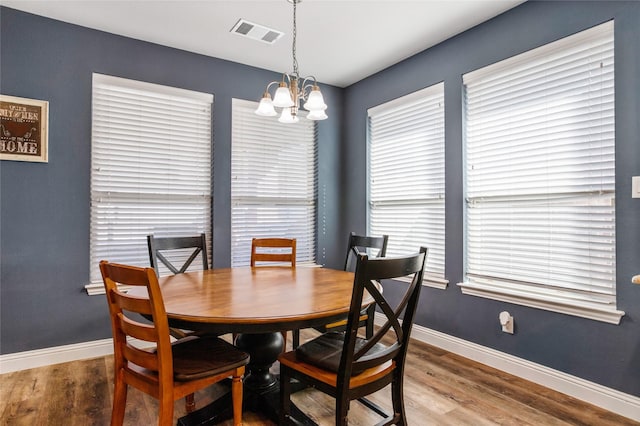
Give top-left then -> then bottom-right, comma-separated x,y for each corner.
87,74 -> 213,294
231,99 -> 317,266
460,22 -> 622,323
368,83 -> 446,287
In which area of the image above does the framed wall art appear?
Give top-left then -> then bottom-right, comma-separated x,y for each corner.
0,95 -> 49,162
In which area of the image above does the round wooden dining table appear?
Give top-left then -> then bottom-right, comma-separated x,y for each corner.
144,265 -> 369,425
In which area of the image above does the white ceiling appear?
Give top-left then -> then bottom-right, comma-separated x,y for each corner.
2,0 -> 525,88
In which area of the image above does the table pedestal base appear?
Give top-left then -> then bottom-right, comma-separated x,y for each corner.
177,332 -> 316,426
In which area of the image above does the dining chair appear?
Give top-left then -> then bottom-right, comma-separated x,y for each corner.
147,233 -> 211,340
291,232 -> 388,349
278,247 -> 427,426
147,233 -> 208,277
250,237 -> 296,267
99,261 -> 249,426
241,237 -> 296,351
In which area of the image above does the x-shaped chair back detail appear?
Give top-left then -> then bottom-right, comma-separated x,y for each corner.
344,232 -> 389,272
147,234 -> 209,277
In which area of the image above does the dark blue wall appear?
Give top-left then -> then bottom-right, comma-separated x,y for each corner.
1,0 -> 639,400
343,1 -> 639,397
0,7 -> 343,353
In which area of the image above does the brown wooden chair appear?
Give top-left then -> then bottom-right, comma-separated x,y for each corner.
99,261 -> 249,426
250,237 -> 296,267
291,232 -> 388,349
238,237 -> 296,351
278,247 -> 427,426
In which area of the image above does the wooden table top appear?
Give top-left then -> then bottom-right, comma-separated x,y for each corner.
148,266 -> 366,334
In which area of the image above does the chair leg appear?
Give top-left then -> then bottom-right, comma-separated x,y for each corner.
279,366 -> 292,425
231,368 -> 244,426
335,395 -> 349,426
185,393 -> 196,413
391,370 -> 407,425
281,330 -> 288,352
110,373 -> 128,426
158,394 -> 175,426
292,329 -> 300,349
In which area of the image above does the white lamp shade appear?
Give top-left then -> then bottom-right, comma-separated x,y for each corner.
255,96 -> 277,116
303,87 -> 327,111
278,107 -> 299,123
273,86 -> 295,107
306,109 -> 328,121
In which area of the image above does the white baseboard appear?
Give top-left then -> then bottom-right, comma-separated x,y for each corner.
1,326 -> 639,422
0,338 -> 115,374
409,323 -> 640,422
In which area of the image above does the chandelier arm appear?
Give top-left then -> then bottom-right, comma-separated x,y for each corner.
300,77 -> 318,98
265,81 -> 281,93
282,73 -> 293,86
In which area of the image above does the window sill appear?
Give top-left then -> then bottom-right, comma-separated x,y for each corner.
457,281 -> 625,325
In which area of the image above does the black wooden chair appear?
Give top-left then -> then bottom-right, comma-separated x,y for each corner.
279,247 -> 427,426
291,232 -> 388,349
147,234 -> 208,277
147,234 -> 210,340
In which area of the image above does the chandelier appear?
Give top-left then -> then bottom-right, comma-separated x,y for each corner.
255,0 -> 327,123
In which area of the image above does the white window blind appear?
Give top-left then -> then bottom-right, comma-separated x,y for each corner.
87,74 -> 213,293
231,99 -> 317,266
368,83 -> 446,286
460,21 -> 622,323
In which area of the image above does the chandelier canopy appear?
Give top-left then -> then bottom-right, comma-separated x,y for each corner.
255,0 -> 327,123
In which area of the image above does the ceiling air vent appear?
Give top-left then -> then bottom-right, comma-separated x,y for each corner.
230,19 -> 284,44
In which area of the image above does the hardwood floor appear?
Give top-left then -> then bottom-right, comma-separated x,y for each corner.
1,332 -> 637,426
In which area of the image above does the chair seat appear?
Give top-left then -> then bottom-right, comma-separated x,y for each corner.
170,336 -> 250,381
280,351 -> 394,388
295,331 -> 389,375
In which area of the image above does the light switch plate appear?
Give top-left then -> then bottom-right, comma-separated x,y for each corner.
633,176 -> 640,198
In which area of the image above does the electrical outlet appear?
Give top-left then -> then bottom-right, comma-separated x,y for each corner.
499,311 -> 514,334
633,176 -> 640,198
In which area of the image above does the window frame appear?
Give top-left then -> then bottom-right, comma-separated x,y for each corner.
458,22 -> 623,324
230,98 -> 318,267
86,74 -> 213,295
367,83 -> 447,288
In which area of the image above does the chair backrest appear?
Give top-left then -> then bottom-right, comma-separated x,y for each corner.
250,238 -> 296,267
344,232 -> 388,272
99,261 -> 174,388
339,247 -> 427,385
147,234 -> 209,276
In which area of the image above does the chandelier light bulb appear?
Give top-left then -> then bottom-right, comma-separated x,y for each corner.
255,93 -> 278,116
306,109 -> 328,121
273,83 -> 295,107
303,86 -> 327,111
278,107 -> 299,124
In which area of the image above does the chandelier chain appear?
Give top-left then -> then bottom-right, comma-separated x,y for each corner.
292,0 -> 299,78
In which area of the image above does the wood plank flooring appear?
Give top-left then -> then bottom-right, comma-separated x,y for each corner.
1,331 -> 637,426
